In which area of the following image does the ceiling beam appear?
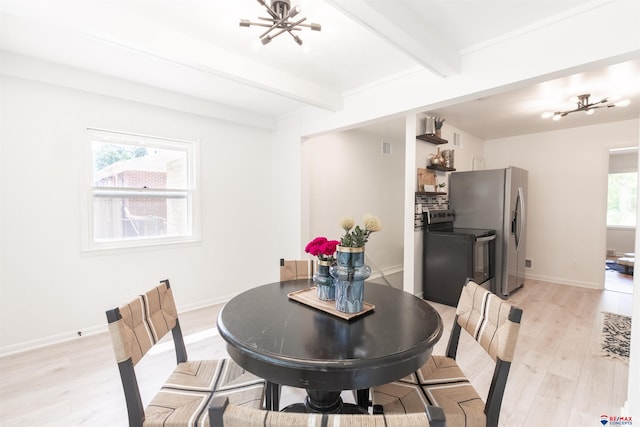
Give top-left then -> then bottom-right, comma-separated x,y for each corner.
323,0 -> 460,77
0,10 -> 343,112
88,31 -> 345,112
0,51 -> 278,130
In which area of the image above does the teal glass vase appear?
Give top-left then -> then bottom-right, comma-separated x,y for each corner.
330,246 -> 371,313
314,260 -> 335,301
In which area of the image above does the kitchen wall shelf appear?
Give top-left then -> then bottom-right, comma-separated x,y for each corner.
416,192 -> 447,196
427,165 -> 456,172
417,134 -> 448,145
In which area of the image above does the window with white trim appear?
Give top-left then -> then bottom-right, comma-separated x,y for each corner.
87,129 -> 198,249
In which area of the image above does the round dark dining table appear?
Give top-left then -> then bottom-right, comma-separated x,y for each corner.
217,279 -> 443,413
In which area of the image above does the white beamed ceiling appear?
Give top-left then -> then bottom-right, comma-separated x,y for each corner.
1,0 -> 639,138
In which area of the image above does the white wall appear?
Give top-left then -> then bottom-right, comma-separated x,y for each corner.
302,129 -> 405,275
271,113 -> 306,260
484,119 -> 640,288
0,75 -> 284,354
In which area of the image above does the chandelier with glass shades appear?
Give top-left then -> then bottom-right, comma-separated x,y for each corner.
541,94 -> 630,121
240,0 -> 321,46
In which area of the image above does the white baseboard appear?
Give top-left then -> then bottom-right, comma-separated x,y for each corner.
524,272 -> 601,289
178,294 -> 236,313
0,325 -> 104,358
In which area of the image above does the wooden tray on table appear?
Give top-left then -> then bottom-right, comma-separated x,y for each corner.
287,287 -> 375,320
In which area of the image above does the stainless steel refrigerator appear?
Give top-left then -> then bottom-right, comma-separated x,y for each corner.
449,167 -> 528,297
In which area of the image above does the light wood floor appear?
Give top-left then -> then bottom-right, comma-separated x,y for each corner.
0,279 -> 632,426
605,265 -> 634,294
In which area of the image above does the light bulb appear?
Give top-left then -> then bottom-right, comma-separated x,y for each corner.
586,109 -> 595,115
288,5 -> 300,18
541,112 -> 554,119
614,99 -> 631,107
552,114 -> 562,121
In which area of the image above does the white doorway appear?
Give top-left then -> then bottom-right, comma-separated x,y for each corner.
605,147 -> 637,294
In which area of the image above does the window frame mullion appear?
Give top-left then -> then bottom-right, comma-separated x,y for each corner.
92,187 -> 190,199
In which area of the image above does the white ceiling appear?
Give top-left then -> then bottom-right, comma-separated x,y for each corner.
1,0 -> 638,139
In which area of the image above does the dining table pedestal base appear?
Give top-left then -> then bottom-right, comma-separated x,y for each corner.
281,390 -> 368,414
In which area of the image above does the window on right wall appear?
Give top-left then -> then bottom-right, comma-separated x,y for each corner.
607,171 -> 637,227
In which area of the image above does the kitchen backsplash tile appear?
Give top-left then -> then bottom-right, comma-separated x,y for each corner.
415,194 -> 448,230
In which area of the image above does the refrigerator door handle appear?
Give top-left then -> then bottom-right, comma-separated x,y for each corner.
516,186 -> 525,250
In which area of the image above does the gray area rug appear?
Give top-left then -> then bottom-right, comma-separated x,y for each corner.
601,312 -> 632,363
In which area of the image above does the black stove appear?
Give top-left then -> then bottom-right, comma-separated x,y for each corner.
422,209 -> 496,306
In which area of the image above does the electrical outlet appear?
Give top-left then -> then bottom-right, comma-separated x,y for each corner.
525,259 -> 532,268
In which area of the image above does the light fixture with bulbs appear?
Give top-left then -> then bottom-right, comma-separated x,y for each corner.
240,0 -> 321,46
541,94 -> 630,121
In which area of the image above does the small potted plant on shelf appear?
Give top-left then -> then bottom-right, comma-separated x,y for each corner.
437,182 -> 446,193
434,117 -> 445,137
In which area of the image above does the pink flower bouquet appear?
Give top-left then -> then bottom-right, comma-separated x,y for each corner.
304,237 -> 339,262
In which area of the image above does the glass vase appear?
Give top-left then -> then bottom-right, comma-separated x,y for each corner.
314,260 -> 335,301
330,246 -> 371,313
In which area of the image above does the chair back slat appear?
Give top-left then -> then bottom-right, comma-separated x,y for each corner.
279,259 -> 315,281
107,282 -> 179,366
143,282 -> 178,342
455,280 -> 522,362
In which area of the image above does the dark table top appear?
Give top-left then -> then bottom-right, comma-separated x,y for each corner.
217,279 -> 443,391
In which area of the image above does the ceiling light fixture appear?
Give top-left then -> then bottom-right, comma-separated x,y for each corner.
541,94 -> 630,121
240,0 -> 321,46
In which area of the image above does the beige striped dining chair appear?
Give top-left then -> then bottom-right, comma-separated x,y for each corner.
106,279 -> 265,427
372,279 -> 523,427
